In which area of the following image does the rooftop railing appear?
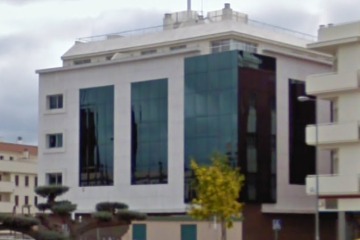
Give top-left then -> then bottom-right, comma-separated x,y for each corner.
77,11 -> 316,43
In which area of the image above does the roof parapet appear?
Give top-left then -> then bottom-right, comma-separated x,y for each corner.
76,3 -> 315,43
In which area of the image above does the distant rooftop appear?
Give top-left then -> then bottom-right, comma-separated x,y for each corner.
0,141 -> 38,155
77,3 -> 316,43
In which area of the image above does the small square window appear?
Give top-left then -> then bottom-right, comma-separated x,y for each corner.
47,133 -> 63,148
47,94 -> 63,110
46,173 -> 62,185
9,156 -> 13,161
0,156 -> 3,160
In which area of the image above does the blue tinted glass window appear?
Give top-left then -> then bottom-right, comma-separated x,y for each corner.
184,51 -> 239,202
79,85 -> 114,186
131,79 -> 168,184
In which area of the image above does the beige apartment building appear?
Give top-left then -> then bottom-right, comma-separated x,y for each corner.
305,20 -> 360,239
0,141 -> 38,215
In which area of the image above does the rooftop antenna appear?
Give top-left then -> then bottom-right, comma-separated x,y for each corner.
187,0 -> 191,11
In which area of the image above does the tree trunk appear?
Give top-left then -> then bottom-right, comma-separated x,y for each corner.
221,220 -> 227,240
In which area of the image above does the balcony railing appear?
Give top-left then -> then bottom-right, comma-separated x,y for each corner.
0,159 -> 36,174
0,181 -> 14,193
306,69 -> 360,95
306,174 -> 360,196
0,202 -> 14,213
306,121 -> 360,146
77,13 -> 316,43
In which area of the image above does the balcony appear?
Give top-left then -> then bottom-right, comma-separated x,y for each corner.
306,174 -> 360,196
306,70 -> 360,96
0,202 -> 14,213
0,159 -> 36,174
0,181 -> 14,193
306,121 -> 360,146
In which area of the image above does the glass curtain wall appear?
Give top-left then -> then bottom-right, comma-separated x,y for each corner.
79,85 -> 114,186
184,51 -> 239,202
131,79 -> 168,184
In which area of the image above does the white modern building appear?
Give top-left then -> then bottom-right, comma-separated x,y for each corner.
37,4 -> 336,240
0,141 -> 38,215
305,21 -> 360,239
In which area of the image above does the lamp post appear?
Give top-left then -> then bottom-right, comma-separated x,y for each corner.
298,95 -> 320,240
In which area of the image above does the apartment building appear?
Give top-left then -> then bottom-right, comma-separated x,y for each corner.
37,4 -> 336,240
305,21 -> 360,239
0,141 -> 38,215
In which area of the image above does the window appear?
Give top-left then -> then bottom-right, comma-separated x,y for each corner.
34,196 -> 38,206
9,156 -> 13,161
330,98 -> 338,123
181,225 -> 197,240
331,149 -> 339,174
24,196 -> 29,205
34,177 -> 38,187
184,51 -> 239,202
80,85 -> 114,186
15,195 -> 19,206
288,79 -> 316,185
141,49 -> 157,55
25,176 -> 29,187
74,59 -> 91,65
131,79 -> 168,185
211,39 -> 231,53
15,175 -> 19,186
47,94 -> 63,109
133,224 -> 146,240
0,156 -> 3,160
0,175 -> 2,181
211,39 -> 257,53
47,133 -> 63,148
46,173 -> 62,185
170,45 -> 186,51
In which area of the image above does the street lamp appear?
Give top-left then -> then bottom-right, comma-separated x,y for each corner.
298,95 -> 320,240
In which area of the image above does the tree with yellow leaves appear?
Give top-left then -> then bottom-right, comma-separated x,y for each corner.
188,153 -> 245,240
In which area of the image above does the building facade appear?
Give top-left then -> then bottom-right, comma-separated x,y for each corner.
305,21 -> 360,239
0,141 -> 38,215
37,4 -> 336,240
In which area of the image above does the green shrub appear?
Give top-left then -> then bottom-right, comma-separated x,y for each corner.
0,213 -> 12,221
36,203 -> 51,211
51,202 -> 77,215
37,230 -> 67,240
35,186 -> 69,198
92,211 -> 113,222
51,202 -> 76,215
96,202 -> 128,212
115,210 -> 146,221
1,215 -> 39,229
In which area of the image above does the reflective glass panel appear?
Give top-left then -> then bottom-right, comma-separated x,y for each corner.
79,85 -> 114,186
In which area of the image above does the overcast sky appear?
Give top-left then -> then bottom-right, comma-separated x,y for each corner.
0,0 -> 359,145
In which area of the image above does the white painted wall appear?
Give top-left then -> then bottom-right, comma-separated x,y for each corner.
39,53 -> 199,213
262,50 -> 332,213
306,21 -> 360,211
